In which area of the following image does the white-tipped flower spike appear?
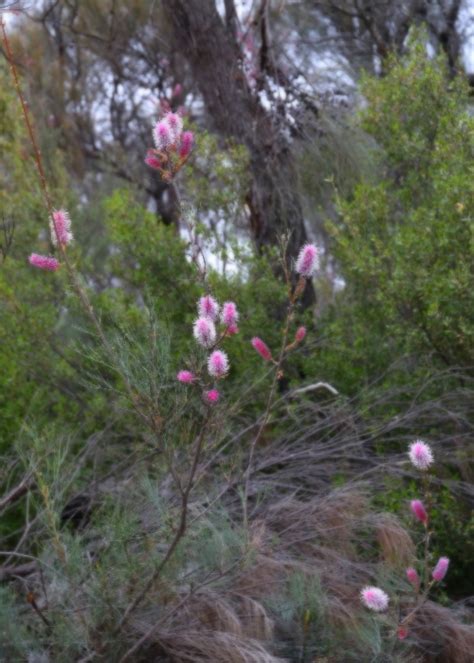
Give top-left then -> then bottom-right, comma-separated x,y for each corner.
50,209 -> 73,247
295,243 -> 319,278
207,350 -> 229,378
198,295 -> 219,321
164,112 -> 183,143
408,440 -> 434,470
193,317 -> 216,348
221,301 -> 239,328
153,120 -> 172,151
360,586 -> 389,612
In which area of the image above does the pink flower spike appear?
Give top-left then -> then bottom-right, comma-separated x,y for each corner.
50,209 -> 73,247
193,317 -> 217,348
221,301 -> 239,328
295,326 -> 306,342
295,243 -> 319,278
153,121 -> 172,150
432,557 -> 449,582
410,499 -> 428,525
177,370 -> 195,384
408,440 -> 434,471
179,130 -> 194,158
145,151 -> 162,170
208,350 -> 229,378
164,112 -> 183,142
251,337 -> 273,361
198,295 -> 219,321
29,253 -> 60,271
204,389 -> 219,404
360,586 -> 389,612
406,568 -> 420,588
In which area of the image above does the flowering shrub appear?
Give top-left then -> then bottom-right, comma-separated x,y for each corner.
360,439 -> 452,643
145,111 -> 194,181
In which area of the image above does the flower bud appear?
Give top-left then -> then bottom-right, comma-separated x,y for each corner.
177,370 -> 195,384
251,337 -> 272,361
432,557 -> 449,582
410,500 -> 428,525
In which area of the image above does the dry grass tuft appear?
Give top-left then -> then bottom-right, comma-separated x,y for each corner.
410,601 -> 474,663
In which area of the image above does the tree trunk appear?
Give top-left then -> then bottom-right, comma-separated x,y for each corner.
162,0 -> 315,306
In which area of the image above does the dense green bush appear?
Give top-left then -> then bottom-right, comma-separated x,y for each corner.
316,38 -> 473,392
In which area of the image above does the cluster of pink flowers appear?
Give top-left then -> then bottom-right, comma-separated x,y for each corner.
29,208 -> 74,272
360,438 -> 450,635
145,111 -> 194,181
177,294 -> 239,405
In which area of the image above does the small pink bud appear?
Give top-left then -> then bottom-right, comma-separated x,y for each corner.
251,337 -> 272,361
145,150 -> 162,170
221,301 -> 239,328
193,317 -> 216,348
207,350 -> 229,378
225,324 -> 239,336
177,370 -> 195,384
397,626 -> 409,640
295,243 -> 319,278
432,557 -> 449,582
50,209 -> 73,247
410,500 -> 428,525
198,295 -> 219,321
172,83 -> 183,98
295,326 -> 306,342
406,567 -> 420,588
29,253 -> 60,271
204,389 -> 219,404
179,130 -> 194,158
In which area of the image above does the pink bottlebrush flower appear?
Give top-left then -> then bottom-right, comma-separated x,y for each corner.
164,112 -> 183,142
204,389 -> 219,404
177,370 -> 195,384
432,557 -> 449,582
295,326 -> 306,342
179,130 -> 194,158
50,209 -> 73,247
153,121 -> 172,151
295,243 -> 319,278
360,586 -> 389,612
29,253 -> 60,271
198,295 -> 219,321
221,301 -> 239,328
408,440 -> 434,471
193,317 -> 216,348
144,150 -> 162,170
410,499 -> 428,525
207,350 -> 229,378
251,337 -> 273,361
406,567 -> 420,588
